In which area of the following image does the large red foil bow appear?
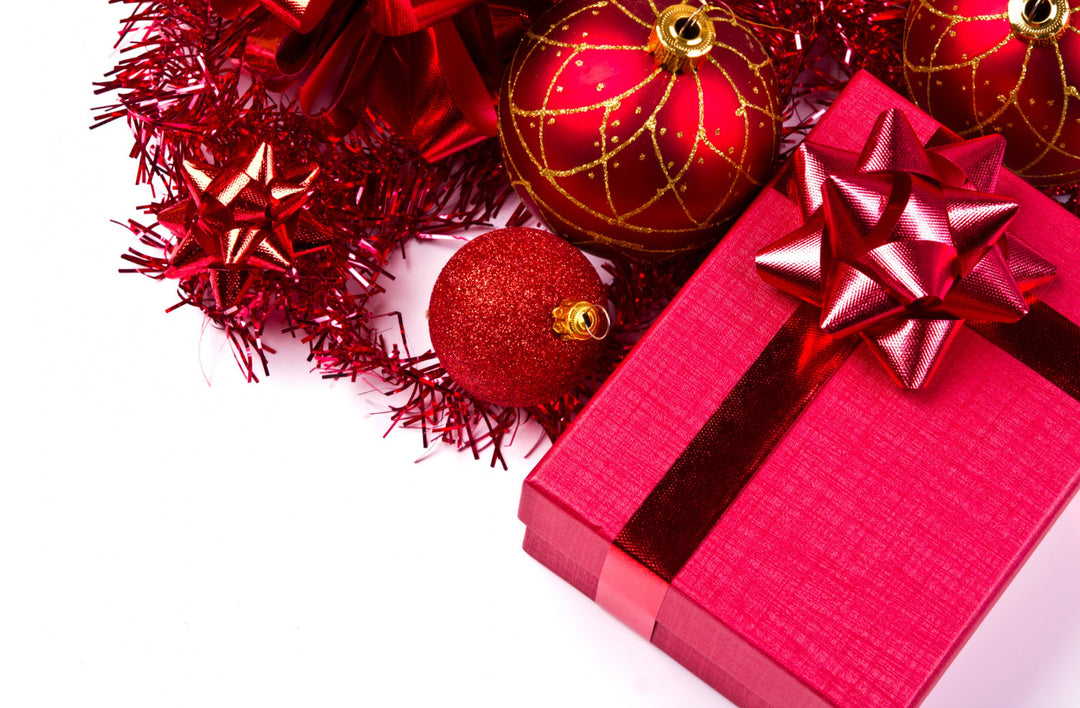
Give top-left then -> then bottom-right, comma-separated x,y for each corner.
211,0 -> 537,161
161,142 -> 331,309
756,109 -> 1056,388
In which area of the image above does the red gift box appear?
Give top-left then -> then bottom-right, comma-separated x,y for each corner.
518,72 -> 1080,708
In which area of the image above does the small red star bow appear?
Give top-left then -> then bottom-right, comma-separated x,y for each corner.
160,143 -> 331,309
756,110 -> 1056,388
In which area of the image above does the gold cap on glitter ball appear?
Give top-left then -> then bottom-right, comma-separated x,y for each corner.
648,3 -> 717,73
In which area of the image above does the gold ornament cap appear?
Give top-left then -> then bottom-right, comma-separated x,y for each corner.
649,3 -> 716,73
552,299 -> 610,341
1009,0 -> 1070,43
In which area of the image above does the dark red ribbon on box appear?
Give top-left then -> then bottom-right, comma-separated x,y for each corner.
597,109 -> 1080,637
212,0 -> 541,161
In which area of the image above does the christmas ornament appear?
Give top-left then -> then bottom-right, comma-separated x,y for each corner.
498,0 -> 781,260
160,142 -> 332,309
100,0 -> 983,462
757,109 -> 1055,388
428,227 -> 608,407
211,0 -> 537,160
904,0 -> 1080,189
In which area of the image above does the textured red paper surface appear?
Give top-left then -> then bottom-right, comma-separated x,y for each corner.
519,72 -> 1080,708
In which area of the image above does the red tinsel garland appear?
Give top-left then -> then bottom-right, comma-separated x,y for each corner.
95,0 -> 959,467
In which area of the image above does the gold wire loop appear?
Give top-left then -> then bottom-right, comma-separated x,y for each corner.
684,3 -> 709,34
552,300 -> 610,341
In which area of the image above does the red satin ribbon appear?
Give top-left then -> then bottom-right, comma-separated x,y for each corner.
211,0 -> 535,160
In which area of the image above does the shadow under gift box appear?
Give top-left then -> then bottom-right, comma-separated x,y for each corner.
518,72 -> 1080,708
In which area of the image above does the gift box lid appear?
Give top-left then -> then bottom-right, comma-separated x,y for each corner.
519,71 -> 1080,708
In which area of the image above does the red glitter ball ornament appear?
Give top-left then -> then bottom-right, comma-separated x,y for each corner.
428,227 -> 608,408
498,0 -> 781,261
904,0 -> 1080,189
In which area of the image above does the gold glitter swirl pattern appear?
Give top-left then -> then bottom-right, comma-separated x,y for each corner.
903,0 -> 1080,187
497,0 -> 780,259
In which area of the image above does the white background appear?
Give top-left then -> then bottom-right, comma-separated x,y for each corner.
1,2 -> 1079,706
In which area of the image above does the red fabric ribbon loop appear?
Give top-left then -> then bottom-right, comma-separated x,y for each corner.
371,0 -> 479,35
212,0 -> 536,160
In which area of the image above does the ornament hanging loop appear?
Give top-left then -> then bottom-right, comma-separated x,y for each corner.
1009,0 -> 1070,43
682,5 -> 709,36
553,300 -> 610,341
649,3 -> 717,73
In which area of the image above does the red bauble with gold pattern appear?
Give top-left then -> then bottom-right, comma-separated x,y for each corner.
904,0 -> 1080,190
428,227 -> 608,408
498,0 -> 781,261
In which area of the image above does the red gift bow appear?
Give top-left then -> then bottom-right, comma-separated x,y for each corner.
161,142 -> 332,309
756,109 -> 1056,389
211,0 -> 536,161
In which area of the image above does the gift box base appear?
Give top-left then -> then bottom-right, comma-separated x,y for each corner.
523,487 -> 842,708
521,478 -> 1079,708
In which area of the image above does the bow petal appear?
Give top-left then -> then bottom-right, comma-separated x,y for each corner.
820,263 -> 904,336
942,187 -> 1019,271
822,174 -> 892,260
929,134 -> 1007,192
1003,234 -> 1057,292
208,269 -> 256,311
180,160 -> 220,205
856,109 -> 937,180
938,245 -> 1029,322
755,215 -> 827,307
863,318 -> 962,389
794,142 -> 859,219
